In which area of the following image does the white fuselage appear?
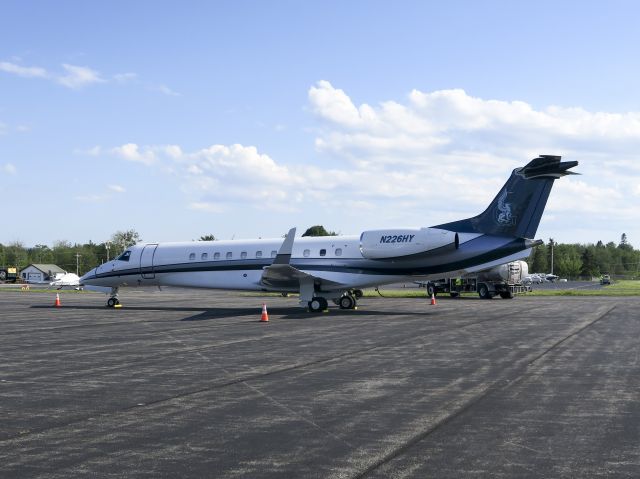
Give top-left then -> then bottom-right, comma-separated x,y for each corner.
81,232 -> 532,297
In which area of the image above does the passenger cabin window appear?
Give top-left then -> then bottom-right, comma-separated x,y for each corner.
319,249 -> 327,257
256,251 -> 263,258
303,249 -> 310,257
189,253 -> 196,261
214,252 -> 220,260
271,250 -> 277,258
226,252 -> 232,260
116,251 -> 132,262
335,248 -> 342,256
201,253 -> 208,260
241,251 -> 247,259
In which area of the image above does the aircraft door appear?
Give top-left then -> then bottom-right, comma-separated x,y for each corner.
140,244 -> 158,279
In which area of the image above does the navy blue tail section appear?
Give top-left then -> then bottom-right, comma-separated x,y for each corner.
436,155 -> 578,239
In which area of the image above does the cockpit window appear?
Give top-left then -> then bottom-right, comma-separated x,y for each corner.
116,251 -> 131,262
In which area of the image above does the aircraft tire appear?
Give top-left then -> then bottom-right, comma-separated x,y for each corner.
339,294 -> 356,310
353,289 -> 363,299
107,297 -> 118,308
309,297 -> 327,312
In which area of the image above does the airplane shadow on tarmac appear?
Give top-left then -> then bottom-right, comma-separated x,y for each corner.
30,304 -> 434,321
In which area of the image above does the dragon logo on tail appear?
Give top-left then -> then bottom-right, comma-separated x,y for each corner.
495,189 -> 515,226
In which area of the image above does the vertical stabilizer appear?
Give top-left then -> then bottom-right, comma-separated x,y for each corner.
436,155 -> 578,238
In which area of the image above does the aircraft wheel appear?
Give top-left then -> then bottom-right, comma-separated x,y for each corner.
339,294 -> 356,310
308,297 -> 327,312
478,284 -> 492,299
353,289 -> 363,299
107,297 -> 119,308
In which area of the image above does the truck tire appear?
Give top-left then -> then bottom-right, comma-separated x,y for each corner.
427,284 -> 436,297
0,270 -> 6,281
500,291 -> 514,299
478,283 -> 492,299
450,292 -> 460,298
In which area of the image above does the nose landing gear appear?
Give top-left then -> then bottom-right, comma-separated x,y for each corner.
106,287 -> 120,308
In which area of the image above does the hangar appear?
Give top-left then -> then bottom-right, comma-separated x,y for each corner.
20,263 -> 66,283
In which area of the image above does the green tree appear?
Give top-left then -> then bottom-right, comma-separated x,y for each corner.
619,232 -> 632,251
302,225 -> 337,237
580,246 -> 599,278
111,229 -> 141,253
555,248 -> 582,279
529,244 -> 548,273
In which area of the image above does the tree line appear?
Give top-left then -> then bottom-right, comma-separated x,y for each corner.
0,230 -> 142,276
1,228 -> 638,280
526,234 -> 639,279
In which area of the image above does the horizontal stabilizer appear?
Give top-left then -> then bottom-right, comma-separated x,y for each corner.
518,155 -> 579,179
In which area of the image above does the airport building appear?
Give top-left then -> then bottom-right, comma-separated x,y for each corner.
20,264 -> 66,283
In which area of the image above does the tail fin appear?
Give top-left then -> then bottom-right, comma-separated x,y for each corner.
437,155 -> 578,238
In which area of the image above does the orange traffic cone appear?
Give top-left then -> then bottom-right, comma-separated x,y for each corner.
54,293 -> 61,307
430,293 -> 436,305
260,303 -> 269,322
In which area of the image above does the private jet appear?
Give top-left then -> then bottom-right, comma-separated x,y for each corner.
80,155 -> 578,311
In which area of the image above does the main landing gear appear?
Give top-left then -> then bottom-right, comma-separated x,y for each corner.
338,293 -> 356,310
306,290 -> 361,312
308,297 -> 328,312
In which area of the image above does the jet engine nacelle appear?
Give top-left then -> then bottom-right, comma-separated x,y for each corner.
360,228 -> 459,260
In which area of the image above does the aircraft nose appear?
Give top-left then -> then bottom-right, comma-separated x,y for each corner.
80,267 -> 97,284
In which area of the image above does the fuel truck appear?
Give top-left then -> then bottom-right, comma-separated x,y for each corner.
422,260 -> 531,299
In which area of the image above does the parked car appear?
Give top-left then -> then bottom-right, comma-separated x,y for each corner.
600,274 -> 611,285
523,274 -> 543,284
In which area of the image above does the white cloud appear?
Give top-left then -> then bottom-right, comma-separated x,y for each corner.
308,81 -> 640,162
154,84 -> 181,97
112,143 -> 156,165
305,81 -> 640,235
101,82 -> 640,242
2,163 -> 17,175
57,64 -> 106,89
107,184 -> 126,193
87,145 -> 102,156
0,61 -> 48,78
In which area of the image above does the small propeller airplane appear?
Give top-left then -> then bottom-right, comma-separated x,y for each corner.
80,155 -> 578,311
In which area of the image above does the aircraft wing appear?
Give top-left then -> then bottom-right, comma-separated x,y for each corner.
260,263 -> 346,290
259,227 -> 345,290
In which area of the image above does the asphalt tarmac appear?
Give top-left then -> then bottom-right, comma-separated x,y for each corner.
1,290 -> 639,478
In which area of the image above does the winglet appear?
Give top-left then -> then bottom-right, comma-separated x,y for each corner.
273,227 -> 296,265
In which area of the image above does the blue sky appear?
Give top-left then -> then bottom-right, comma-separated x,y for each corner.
1,1 -> 639,247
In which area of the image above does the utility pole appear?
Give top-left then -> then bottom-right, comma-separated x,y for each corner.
75,253 -> 81,276
106,241 -> 111,262
549,238 -> 555,275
